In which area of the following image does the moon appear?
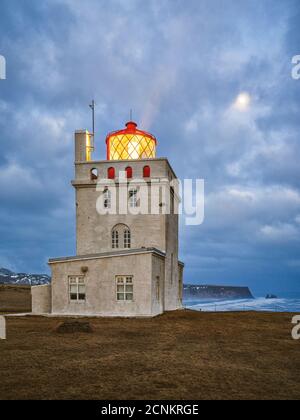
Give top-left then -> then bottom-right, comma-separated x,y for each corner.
234,92 -> 251,111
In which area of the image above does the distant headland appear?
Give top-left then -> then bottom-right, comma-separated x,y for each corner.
183,284 -> 254,300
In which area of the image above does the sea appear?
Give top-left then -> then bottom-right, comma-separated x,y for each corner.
184,297 -> 300,313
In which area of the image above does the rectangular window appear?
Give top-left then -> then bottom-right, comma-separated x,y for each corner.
170,187 -> 175,214
116,276 -> 133,301
129,189 -> 138,208
69,276 -> 86,302
104,188 -> 111,209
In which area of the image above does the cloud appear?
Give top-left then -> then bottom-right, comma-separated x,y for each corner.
0,162 -> 42,196
260,223 -> 300,242
0,0 -> 299,295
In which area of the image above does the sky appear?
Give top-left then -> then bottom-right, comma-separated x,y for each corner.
0,0 -> 300,297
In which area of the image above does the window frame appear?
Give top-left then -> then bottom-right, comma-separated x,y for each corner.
104,188 -> 111,209
116,276 -> 134,302
125,166 -> 133,179
124,229 -> 131,249
90,168 -> 98,181
107,167 -> 115,179
170,186 -> 175,215
129,188 -> 138,208
112,224 -> 131,249
143,165 -> 151,178
69,276 -> 86,303
112,229 -> 119,249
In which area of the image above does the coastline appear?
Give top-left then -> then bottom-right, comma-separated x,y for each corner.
184,297 -> 300,313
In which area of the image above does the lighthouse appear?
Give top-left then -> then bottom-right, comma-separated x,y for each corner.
32,120 -> 184,317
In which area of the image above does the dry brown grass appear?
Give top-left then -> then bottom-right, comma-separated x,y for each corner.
0,310 -> 299,400
0,285 -> 31,313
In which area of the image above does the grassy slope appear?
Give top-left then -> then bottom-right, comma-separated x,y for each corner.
0,310 -> 299,400
0,285 -> 31,313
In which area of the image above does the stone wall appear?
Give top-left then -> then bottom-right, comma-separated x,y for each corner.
31,285 -> 51,314
73,159 -> 176,256
50,251 -> 162,317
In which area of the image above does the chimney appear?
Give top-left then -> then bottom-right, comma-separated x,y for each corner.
75,130 -> 94,162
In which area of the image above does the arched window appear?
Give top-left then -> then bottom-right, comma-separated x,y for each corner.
112,229 -> 119,249
104,188 -> 111,209
90,168 -> 98,180
108,167 -> 115,179
125,166 -> 133,179
124,228 -> 131,249
143,165 -> 151,178
112,224 -> 131,249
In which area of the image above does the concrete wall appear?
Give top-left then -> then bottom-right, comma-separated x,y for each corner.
163,187 -> 182,311
74,158 -> 176,181
50,252 -> 161,317
72,158 -> 182,313
73,159 -> 176,257
151,254 -> 165,316
75,187 -> 166,255
75,130 -> 94,162
31,285 -> 51,314
46,145 -> 184,317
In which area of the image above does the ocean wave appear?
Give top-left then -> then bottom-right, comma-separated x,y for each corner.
184,297 -> 300,313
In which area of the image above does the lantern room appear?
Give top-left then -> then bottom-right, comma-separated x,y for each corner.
106,121 -> 157,161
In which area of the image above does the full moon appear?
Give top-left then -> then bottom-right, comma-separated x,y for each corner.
234,92 -> 251,111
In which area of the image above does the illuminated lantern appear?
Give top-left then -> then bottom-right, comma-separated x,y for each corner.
106,121 -> 157,161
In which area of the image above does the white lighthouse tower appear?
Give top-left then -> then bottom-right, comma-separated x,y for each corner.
32,120 -> 184,317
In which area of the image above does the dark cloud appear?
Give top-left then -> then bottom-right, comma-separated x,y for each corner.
0,0 -> 299,295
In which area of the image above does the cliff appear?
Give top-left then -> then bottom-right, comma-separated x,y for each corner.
183,284 -> 254,300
